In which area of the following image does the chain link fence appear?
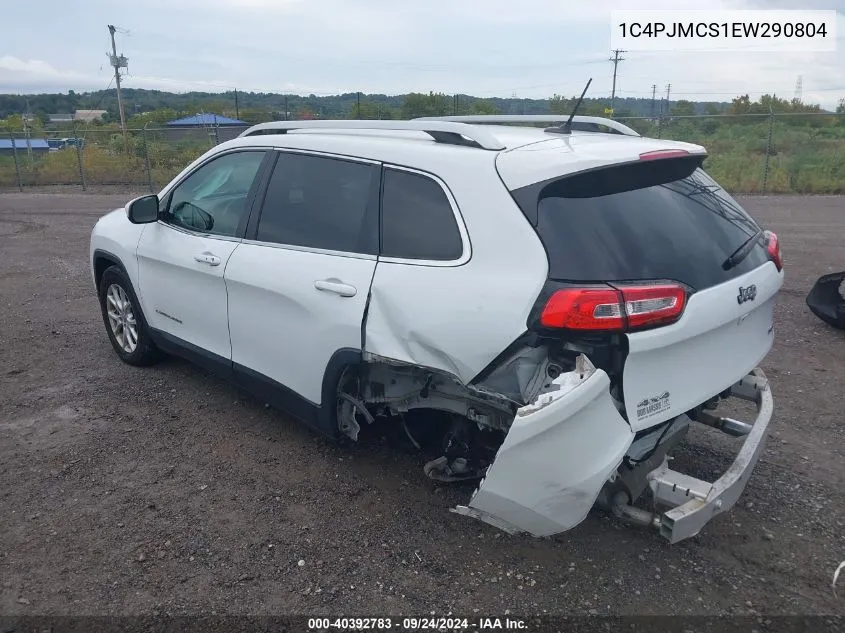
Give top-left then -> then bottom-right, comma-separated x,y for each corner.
1,112 -> 843,194
0,122 -> 252,192
616,112 -> 845,194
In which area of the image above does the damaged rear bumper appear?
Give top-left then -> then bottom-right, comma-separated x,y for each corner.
453,358 -> 635,536
452,366 -> 773,544
644,368 -> 773,543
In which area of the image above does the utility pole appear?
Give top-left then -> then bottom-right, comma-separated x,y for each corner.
356,92 -> 361,119
234,88 -> 239,120
609,49 -> 626,117
650,84 -> 657,118
793,75 -> 803,103
107,25 -> 129,154
665,83 -> 672,115
284,95 -> 289,120
23,98 -> 33,159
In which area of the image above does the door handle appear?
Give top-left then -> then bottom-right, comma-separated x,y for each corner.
314,279 -> 357,297
194,251 -> 221,266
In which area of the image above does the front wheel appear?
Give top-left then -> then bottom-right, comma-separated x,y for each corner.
98,265 -> 162,366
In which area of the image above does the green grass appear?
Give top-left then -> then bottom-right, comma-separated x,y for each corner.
623,117 -> 845,194
2,118 -> 844,193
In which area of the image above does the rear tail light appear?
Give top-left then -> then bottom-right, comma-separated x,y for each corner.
539,284 -> 687,332
622,285 -> 687,330
764,230 -> 782,271
539,288 -> 625,331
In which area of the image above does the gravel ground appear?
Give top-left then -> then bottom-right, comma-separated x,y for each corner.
0,192 -> 843,617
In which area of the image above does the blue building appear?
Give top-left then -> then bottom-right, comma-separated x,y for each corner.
166,113 -> 247,127
0,139 -> 50,157
165,113 -> 249,143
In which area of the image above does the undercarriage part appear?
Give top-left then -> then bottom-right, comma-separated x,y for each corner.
694,411 -> 752,437
423,456 -> 481,482
336,366 -> 376,441
359,357 -> 517,432
596,414 -> 689,511
337,392 -> 375,441
610,369 -> 773,543
399,413 -> 423,451
806,271 -> 845,330
609,491 -> 660,528
443,415 -> 472,458
335,358 -> 514,482
423,415 -> 491,482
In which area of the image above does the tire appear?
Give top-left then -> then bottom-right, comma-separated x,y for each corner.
98,265 -> 163,366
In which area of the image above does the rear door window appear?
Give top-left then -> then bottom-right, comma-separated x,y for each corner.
380,168 -> 463,262
255,152 -> 380,255
514,162 -> 768,290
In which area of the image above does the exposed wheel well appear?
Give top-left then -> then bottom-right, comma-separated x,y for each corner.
93,251 -> 124,292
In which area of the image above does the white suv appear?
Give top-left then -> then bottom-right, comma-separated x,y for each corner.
89,115 -> 783,543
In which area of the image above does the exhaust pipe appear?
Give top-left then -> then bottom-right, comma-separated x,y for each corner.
610,492 -> 661,529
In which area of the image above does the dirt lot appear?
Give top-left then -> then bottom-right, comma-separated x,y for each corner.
0,192 -> 843,617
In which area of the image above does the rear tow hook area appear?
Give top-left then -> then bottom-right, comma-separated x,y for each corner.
608,368 -> 773,543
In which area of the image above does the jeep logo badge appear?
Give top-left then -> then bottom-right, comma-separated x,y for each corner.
737,284 -> 757,305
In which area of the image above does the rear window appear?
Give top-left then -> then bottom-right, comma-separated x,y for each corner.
511,159 -> 768,290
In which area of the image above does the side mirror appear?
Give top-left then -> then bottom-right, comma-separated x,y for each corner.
126,195 -> 159,224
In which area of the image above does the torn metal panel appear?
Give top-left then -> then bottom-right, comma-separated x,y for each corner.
358,357 -> 515,431
471,344 -> 550,406
455,357 -> 634,537
362,258 -> 547,387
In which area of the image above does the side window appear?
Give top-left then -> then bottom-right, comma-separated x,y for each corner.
165,151 -> 265,238
381,168 -> 463,261
255,152 -> 379,255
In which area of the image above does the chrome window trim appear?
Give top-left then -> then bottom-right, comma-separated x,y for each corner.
239,239 -> 378,261
270,146 -> 381,165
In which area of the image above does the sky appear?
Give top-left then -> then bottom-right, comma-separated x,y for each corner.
1,0 -> 843,109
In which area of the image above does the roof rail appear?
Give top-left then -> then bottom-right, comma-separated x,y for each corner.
237,119 -> 506,150
413,115 -> 641,137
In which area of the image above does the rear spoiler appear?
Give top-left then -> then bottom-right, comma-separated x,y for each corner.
510,154 -> 706,225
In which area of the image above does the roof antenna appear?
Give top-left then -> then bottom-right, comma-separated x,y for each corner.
549,78 -> 592,135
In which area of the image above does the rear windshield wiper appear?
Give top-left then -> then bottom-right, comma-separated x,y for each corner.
722,229 -> 763,271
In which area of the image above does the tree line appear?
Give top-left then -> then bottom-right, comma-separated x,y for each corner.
1,88 -> 738,125
1,89 -> 841,133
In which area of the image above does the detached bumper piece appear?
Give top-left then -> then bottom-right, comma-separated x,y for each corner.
806,271 -> 845,330
647,368 -> 773,543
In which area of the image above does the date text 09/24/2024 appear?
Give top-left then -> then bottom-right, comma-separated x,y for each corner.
307,617 -> 528,630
